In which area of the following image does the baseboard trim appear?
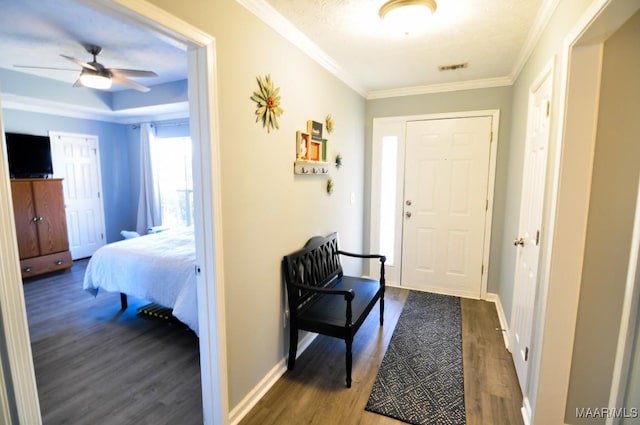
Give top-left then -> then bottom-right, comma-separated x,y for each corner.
522,396 -> 532,425
485,292 -> 510,350
228,332 -> 318,425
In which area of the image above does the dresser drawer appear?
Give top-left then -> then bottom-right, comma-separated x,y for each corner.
21,251 -> 72,279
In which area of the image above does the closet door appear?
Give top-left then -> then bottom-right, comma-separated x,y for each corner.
10,180 -> 39,259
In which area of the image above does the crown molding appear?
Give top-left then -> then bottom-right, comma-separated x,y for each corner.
1,92 -> 189,124
235,0 -> 368,97
366,76 -> 513,100
509,0 -> 562,82
236,0 -> 560,101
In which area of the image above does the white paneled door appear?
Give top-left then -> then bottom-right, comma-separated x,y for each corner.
50,132 -> 106,260
401,117 -> 492,297
510,65 -> 553,391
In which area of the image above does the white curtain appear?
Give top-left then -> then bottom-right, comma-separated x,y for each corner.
136,123 -> 162,234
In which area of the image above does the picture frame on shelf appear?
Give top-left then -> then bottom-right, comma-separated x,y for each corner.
309,140 -> 322,162
296,131 -> 311,160
307,120 -> 323,141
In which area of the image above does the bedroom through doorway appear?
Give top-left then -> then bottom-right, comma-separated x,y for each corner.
0,1 -> 227,424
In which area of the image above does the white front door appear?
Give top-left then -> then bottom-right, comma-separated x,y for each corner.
510,65 -> 553,390
401,116 -> 492,297
50,131 -> 106,259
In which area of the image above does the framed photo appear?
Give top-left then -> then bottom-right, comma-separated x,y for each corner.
296,131 -> 311,160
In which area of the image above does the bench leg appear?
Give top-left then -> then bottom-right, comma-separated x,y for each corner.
345,337 -> 353,388
288,327 -> 298,370
380,297 -> 384,326
120,293 -> 128,310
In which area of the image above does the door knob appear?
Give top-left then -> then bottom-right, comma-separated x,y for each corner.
514,237 -> 525,247
406,200 -> 412,206
405,211 -> 412,218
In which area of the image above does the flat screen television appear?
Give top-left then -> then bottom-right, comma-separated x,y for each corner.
4,132 -> 54,178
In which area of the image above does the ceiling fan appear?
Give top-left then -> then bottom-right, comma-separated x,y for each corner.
15,44 -> 158,92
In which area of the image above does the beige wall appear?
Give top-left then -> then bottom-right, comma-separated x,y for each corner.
566,10 -> 640,424
148,0 -> 366,408
364,86 -> 513,305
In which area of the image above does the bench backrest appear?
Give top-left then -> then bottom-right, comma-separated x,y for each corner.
283,233 -> 343,314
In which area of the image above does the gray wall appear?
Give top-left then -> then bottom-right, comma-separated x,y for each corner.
364,86 -> 513,304
565,11 -> 640,424
149,0 -> 366,408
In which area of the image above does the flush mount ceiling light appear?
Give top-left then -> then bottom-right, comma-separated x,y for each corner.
379,0 -> 437,35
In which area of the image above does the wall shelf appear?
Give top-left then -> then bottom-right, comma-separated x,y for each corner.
294,160 -> 330,175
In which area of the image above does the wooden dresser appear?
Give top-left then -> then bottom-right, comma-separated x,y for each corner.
10,178 -> 72,279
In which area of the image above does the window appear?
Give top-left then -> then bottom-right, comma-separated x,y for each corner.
379,136 -> 398,266
152,136 -> 193,227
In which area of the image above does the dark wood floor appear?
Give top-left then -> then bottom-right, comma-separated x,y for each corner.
240,287 -> 524,425
23,259 -> 203,425
25,262 -> 523,425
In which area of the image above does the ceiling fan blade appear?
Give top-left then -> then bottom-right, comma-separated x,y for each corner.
60,54 -> 98,72
111,74 -> 151,92
110,68 -> 158,78
14,65 -> 78,71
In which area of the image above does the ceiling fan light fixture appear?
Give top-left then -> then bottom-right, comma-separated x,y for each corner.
79,69 -> 112,90
379,0 -> 437,35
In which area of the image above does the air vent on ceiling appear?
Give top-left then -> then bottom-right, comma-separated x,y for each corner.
438,62 -> 468,72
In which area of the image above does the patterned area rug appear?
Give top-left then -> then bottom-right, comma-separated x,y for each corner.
365,291 -> 466,425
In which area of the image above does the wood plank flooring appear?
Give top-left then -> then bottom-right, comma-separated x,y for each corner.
23,259 -> 203,425
239,287 -> 524,425
25,262 -> 523,424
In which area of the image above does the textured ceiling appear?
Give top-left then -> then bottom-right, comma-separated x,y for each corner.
265,0 -> 546,93
0,0 -> 547,97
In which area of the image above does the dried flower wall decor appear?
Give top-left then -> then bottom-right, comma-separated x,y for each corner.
325,114 -> 334,133
251,74 -> 283,133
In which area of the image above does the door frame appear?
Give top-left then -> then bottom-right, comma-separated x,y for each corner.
49,131 -> 107,259
525,1 -> 640,423
370,109 -> 500,299
0,1 -> 229,424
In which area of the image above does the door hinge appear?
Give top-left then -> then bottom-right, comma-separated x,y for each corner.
101,233 -> 104,240
525,346 -> 529,362
536,230 -> 540,246
486,199 -> 489,211
481,264 -> 484,276
546,101 -> 550,117
490,131 -> 493,143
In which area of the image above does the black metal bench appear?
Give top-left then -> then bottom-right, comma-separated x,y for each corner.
283,232 -> 386,387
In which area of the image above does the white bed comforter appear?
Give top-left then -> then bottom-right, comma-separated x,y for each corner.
83,226 -> 198,336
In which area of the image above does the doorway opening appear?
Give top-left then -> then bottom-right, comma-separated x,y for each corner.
0,2 -> 228,424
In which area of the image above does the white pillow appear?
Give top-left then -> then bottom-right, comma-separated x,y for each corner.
120,230 -> 141,239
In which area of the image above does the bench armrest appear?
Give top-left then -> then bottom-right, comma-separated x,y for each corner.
288,280 -> 355,301
337,250 -> 387,263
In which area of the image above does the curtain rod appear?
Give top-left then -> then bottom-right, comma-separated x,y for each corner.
131,120 -> 188,129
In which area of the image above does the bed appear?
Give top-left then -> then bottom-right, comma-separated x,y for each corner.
83,226 -> 199,336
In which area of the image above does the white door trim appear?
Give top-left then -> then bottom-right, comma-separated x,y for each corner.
0,99 -> 42,424
0,1 -> 229,424
369,109 -> 499,299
